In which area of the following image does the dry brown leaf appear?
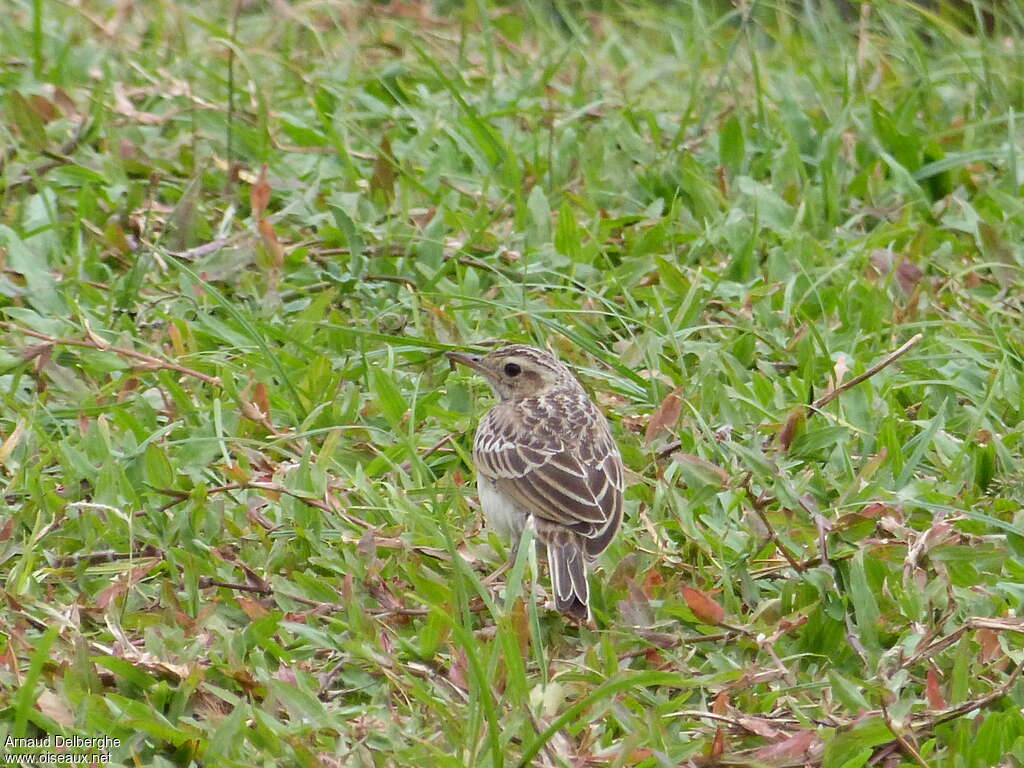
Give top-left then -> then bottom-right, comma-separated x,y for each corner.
737,715 -> 781,738
357,528 -> 378,560
28,94 -> 60,122
36,690 -> 75,728
644,387 -> 683,445
977,628 -> 1002,662
370,136 -> 396,200
95,562 -> 158,610
709,691 -> 730,762
830,353 -> 849,391
237,597 -> 270,621
978,221 -> 1016,289
49,86 -> 78,116
682,586 -> 724,626
167,322 -> 186,356
0,420 -> 26,467
448,646 -> 469,691
239,563 -> 270,592
112,82 -> 170,125
239,377 -> 272,428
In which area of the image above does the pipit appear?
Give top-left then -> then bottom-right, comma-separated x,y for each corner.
447,344 -> 624,621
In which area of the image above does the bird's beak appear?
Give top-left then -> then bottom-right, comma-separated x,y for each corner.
445,351 -> 488,376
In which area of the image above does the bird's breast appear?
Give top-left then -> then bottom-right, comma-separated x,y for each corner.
477,473 -> 529,541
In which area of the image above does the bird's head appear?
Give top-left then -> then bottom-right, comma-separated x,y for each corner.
446,344 -> 578,401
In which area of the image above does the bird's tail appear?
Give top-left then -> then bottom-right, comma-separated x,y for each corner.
547,538 -> 590,622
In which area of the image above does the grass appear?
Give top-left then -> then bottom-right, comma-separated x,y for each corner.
1,0 -> 1024,765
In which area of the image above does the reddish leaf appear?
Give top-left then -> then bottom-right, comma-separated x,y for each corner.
709,727 -> 726,759
253,382 -> 271,419
895,259 -> 924,294
95,563 -> 158,610
753,730 -> 821,760
448,647 -> 469,691
167,322 -> 185,356
0,517 -> 15,542
867,248 -> 923,295
625,749 -> 653,765
712,690 -> 730,715
672,453 -> 730,487
257,217 -> 284,269
779,407 -> 806,451
273,666 -> 298,685
644,387 -> 683,445
835,501 -> 891,529
357,528 -> 378,560
868,248 -> 897,279
643,648 -> 664,665
239,378 -> 270,427
237,597 -> 269,621
21,342 -> 53,370
642,568 -> 664,598
340,573 -> 354,602
926,668 -> 946,709
860,502 -> 890,518
618,578 -> 655,627
682,586 -> 724,625
737,716 -> 780,738
509,597 -> 530,656
251,163 -> 271,219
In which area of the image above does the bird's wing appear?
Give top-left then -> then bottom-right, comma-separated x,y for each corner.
474,399 -> 624,555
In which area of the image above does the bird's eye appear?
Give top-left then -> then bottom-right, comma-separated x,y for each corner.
504,363 -> 521,377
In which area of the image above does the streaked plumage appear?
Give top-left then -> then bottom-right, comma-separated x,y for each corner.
446,344 -> 624,621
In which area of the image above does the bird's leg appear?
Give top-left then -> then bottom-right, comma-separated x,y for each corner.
483,522 -> 534,591
478,531 -> 517,586
481,559 -> 512,586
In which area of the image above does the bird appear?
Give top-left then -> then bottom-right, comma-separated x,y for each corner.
446,343 -> 625,622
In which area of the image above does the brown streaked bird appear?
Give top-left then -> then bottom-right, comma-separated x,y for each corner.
446,344 -> 625,622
